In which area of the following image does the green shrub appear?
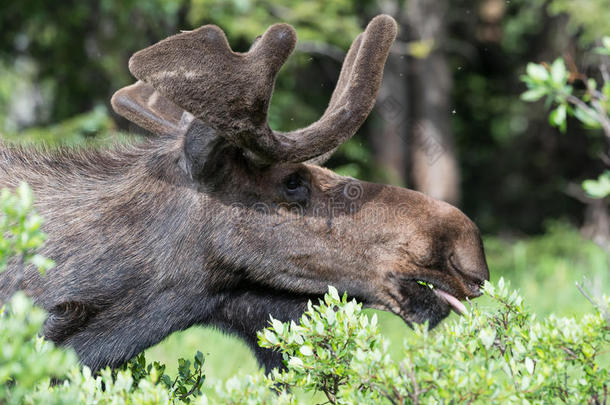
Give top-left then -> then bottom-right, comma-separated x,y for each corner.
482,222 -> 609,319
0,182 -> 54,275
238,282 -> 609,404
0,296 -> 206,405
3,282 -> 607,404
0,292 -> 77,405
1,292 -> 206,405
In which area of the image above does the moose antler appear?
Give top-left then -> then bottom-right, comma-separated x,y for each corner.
125,15 -> 397,163
111,80 -> 195,137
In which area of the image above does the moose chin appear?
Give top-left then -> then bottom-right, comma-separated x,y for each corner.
0,15 -> 489,372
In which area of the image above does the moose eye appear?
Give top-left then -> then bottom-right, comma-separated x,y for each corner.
285,173 -> 301,191
282,172 -> 310,205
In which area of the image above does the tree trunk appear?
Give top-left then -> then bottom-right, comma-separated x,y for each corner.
372,46 -> 409,186
406,0 -> 460,205
372,1 -> 409,186
582,199 -> 610,251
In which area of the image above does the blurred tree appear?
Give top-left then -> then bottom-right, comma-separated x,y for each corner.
548,0 -> 610,44
522,50 -> 610,248
0,0 -> 609,237
0,0 -> 186,126
364,0 -> 409,187
447,0 -> 607,234
407,0 -> 460,204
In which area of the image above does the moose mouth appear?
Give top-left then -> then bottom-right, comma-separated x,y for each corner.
382,275 -> 483,329
416,280 -> 467,315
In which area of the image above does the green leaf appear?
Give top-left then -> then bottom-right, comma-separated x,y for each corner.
371,313 -> 377,327
526,63 -> 549,81
287,356 -> 304,370
271,317 -> 284,335
582,171 -> 610,198
263,329 -> 279,345
521,375 -> 531,390
325,306 -> 336,324
602,82 -> 610,100
550,59 -> 567,84
479,327 -> 496,349
17,182 -> 33,209
551,58 -> 568,85
549,104 -> 567,131
525,357 -> 535,375
521,87 -> 547,102
299,345 -> 314,356
178,358 -> 191,379
161,374 -> 173,387
573,106 -> 602,128
328,285 -> 340,301
29,254 -> 54,275
194,350 -> 204,367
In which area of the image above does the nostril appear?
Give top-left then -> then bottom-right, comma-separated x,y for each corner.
449,253 -> 488,293
468,277 -> 486,290
460,272 -> 486,293
468,285 -> 484,297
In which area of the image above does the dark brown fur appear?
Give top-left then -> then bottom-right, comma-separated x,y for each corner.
0,15 -> 489,372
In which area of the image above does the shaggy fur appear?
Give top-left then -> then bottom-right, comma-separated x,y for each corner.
0,15 -> 489,373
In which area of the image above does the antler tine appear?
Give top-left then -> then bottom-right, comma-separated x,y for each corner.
273,15 -> 397,162
111,81 -> 194,137
327,34 -> 363,113
126,15 -> 396,164
303,33 -> 364,166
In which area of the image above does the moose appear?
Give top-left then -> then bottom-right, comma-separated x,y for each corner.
0,15 -> 489,372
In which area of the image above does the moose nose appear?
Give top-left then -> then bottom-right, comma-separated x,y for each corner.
449,225 -> 490,297
449,253 -> 487,294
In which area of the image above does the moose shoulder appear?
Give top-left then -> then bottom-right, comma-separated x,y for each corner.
0,15 -> 489,372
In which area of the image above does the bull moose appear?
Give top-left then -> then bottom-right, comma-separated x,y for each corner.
0,15 -> 489,372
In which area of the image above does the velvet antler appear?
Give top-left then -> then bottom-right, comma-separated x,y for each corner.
125,15 -> 397,163
111,80 -> 195,138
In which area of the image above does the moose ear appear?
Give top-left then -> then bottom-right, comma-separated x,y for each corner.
112,81 -> 225,181
111,80 -> 195,137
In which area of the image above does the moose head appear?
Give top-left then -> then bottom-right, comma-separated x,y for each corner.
0,15 -> 489,372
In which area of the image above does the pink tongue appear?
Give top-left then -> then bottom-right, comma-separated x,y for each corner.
434,289 -> 467,315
